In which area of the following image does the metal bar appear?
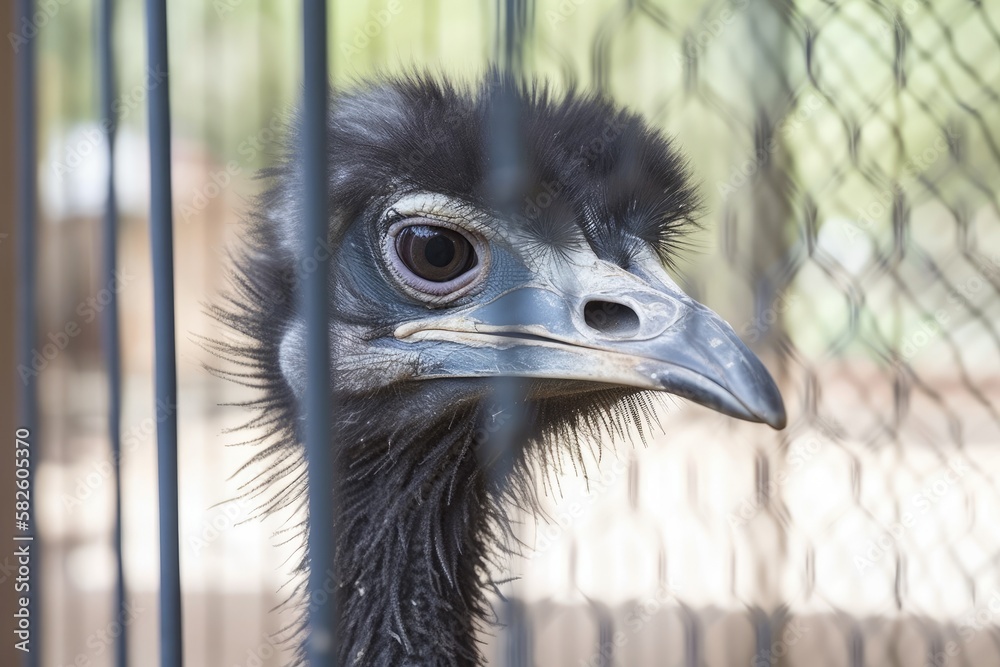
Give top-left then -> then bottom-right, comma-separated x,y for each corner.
15,0 -> 40,665
486,2 -> 533,665
99,0 -> 127,665
301,1 -> 336,665
143,1 -> 183,665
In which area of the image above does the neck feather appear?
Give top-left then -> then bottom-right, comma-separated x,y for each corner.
331,401 -> 500,666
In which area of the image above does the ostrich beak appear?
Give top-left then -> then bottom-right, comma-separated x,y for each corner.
394,264 -> 787,430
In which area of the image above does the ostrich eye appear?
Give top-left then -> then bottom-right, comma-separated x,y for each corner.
396,225 -> 476,281
386,220 -> 486,299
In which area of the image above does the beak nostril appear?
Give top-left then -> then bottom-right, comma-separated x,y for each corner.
583,300 -> 641,337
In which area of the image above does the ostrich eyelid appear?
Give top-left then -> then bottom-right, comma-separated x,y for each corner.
382,218 -> 492,305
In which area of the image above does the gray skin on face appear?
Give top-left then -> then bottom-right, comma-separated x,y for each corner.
279,190 -> 785,429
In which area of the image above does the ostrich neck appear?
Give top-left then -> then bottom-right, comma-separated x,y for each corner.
331,403 -> 496,667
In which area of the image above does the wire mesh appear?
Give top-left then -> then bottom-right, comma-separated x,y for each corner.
487,0 -> 1000,665
97,0 -> 127,663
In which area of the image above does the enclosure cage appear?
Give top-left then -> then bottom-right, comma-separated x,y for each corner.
2,0 -> 1000,666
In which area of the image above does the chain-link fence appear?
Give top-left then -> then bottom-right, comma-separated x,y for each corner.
487,1 -> 1000,665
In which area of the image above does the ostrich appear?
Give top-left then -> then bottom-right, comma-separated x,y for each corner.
214,72 -> 786,666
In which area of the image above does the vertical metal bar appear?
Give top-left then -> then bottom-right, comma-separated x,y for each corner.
143,1 -> 183,665
15,1 -> 40,665
99,0 -> 127,665
301,1 -> 336,665
485,2 -> 533,666
484,0 -> 530,478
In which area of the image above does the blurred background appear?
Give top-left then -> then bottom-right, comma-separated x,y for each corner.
5,0 -> 1000,664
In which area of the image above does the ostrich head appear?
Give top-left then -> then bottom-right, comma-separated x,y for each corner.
217,72 -> 785,666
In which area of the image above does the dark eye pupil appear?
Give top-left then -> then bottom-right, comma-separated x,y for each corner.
395,224 -> 477,283
424,235 -> 455,268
